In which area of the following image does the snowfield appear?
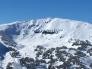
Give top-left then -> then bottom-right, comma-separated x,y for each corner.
0,18 -> 92,69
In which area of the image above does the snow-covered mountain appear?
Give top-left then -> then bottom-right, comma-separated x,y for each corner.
0,18 -> 92,69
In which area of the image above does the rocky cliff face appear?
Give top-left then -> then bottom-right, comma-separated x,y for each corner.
0,18 -> 92,69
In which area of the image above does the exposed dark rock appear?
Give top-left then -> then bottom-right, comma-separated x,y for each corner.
6,62 -> 13,69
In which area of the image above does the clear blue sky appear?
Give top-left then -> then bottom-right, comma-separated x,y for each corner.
0,0 -> 92,23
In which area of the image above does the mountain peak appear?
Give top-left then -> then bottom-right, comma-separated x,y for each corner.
0,18 -> 92,69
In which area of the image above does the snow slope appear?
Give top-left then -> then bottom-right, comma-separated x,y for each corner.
0,18 -> 92,69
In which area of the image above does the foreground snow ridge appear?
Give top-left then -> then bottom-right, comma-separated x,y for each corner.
0,18 -> 92,69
